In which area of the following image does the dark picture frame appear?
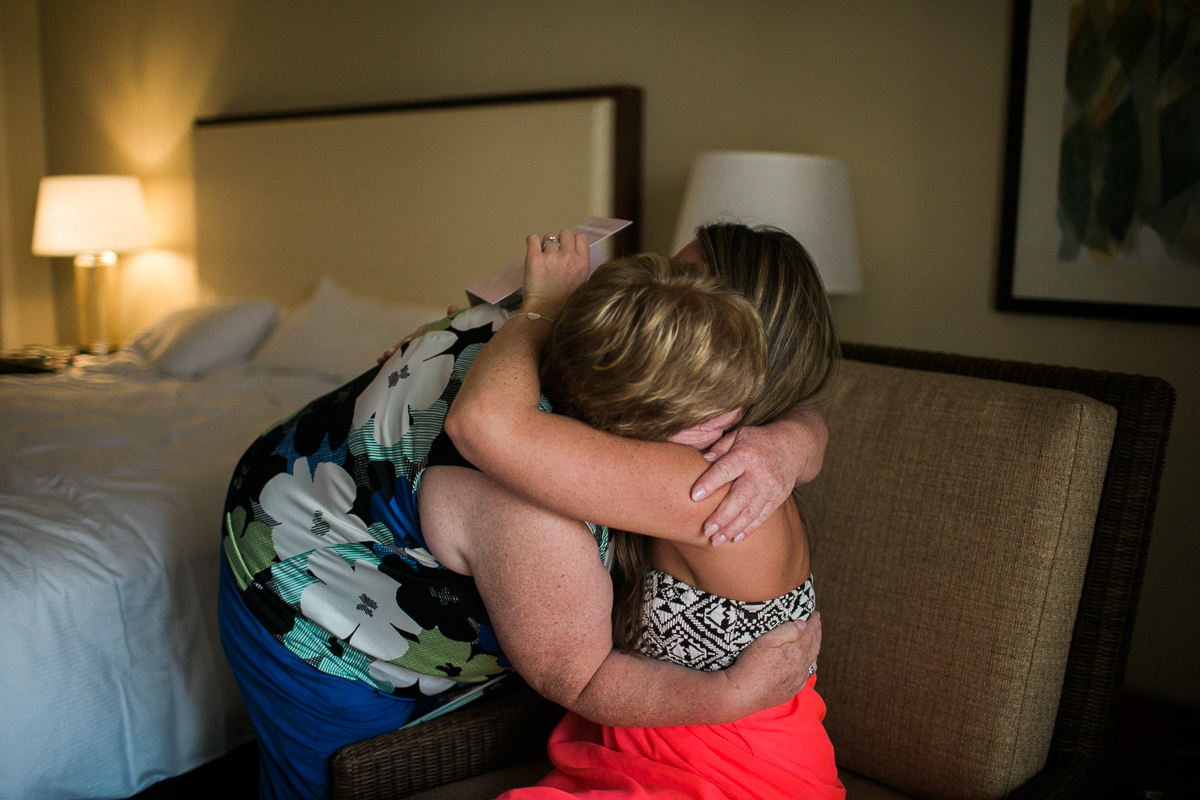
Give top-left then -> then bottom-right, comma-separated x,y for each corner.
997,0 -> 1200,324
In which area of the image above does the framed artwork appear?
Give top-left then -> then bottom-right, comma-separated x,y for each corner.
997,0 -> 1200,324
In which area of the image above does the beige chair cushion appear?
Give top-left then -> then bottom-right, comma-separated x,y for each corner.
802,361 -> 1115,800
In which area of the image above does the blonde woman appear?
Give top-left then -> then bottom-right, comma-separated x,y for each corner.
448,226 -> 844,799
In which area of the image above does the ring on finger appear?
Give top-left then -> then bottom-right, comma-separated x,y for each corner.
541,235 -> 559,251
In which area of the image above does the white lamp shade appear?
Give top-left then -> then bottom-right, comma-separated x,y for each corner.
673,152 -> 863,294
32,175 -> 152,256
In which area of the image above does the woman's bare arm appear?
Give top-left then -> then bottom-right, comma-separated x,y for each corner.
445,231 -> 728,544
445,309 -> 727,544
418,465 -> 820,727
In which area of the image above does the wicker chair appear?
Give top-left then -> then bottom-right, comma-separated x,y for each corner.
330,344 -> 1174,800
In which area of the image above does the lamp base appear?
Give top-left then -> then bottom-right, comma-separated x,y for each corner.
74,251 -> 116,355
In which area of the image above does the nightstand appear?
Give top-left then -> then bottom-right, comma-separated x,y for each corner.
0,346 -> 78,374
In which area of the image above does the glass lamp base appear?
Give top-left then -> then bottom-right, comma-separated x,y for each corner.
74,252 -> 116,355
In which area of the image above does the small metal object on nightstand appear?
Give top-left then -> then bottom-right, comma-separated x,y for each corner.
0,345 -> 78,374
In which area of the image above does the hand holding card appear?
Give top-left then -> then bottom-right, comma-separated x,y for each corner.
464,217 -> 632,308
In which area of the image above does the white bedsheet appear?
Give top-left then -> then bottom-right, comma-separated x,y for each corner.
0,357 -> 336,799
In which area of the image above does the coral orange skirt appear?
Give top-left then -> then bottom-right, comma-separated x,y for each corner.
499,676 -> 844,800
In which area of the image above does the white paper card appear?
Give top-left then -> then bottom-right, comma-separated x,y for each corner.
464,217 -> 632,308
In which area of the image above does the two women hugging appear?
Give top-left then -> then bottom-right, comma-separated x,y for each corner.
218,222 -> 842,800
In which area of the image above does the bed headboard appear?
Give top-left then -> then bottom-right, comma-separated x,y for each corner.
193,87 -> 641,310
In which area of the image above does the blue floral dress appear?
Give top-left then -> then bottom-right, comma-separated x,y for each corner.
221,303 -> 608,699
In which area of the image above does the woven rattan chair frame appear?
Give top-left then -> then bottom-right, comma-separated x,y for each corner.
331,679 -> 565,800
330,343 -> 1175,800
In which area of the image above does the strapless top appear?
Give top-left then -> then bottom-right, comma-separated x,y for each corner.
637,569 -> 815,672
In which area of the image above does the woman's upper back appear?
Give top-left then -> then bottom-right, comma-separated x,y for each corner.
220,303 -> 515,698
638,496 -> 814,672
649,496 -> 809,603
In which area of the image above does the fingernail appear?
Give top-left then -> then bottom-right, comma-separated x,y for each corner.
796,619 -> 807,630
703,452 -> 716,461
733,533 -> 745,543
692,487 -> 707,501
704,523 -> 719,537
712,534 -> 727,547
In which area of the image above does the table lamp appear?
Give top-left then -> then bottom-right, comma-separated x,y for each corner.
32,175 -> 152,355
672,152 -> 863,294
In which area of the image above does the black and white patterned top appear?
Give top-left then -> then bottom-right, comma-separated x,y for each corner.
637,570 -> 816,672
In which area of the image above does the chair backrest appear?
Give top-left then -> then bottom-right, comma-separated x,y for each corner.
801,345 -> 1173,800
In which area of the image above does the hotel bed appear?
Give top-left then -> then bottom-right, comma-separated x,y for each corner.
0,87 -> 641,799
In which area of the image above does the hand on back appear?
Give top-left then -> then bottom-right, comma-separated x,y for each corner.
726,612 -> 822,714
691,408 -> 828,546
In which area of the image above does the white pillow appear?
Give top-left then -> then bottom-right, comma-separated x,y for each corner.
126,300 -> 279,378
248,278 -> 448,384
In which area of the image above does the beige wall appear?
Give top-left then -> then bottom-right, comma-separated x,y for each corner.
33,0 -> 1198,710
0,0 -> 54,349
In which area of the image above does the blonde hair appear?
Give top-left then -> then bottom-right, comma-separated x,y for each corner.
540,253 -> 767,442
539,253 -> 768,651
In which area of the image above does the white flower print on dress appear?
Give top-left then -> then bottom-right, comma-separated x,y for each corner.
300,547 -> 420,662
352,304 -> 509,450
368,658 -> 458,697
354,331 -> 456,449
260,456 -> 368,560
401,546 -> 441,569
